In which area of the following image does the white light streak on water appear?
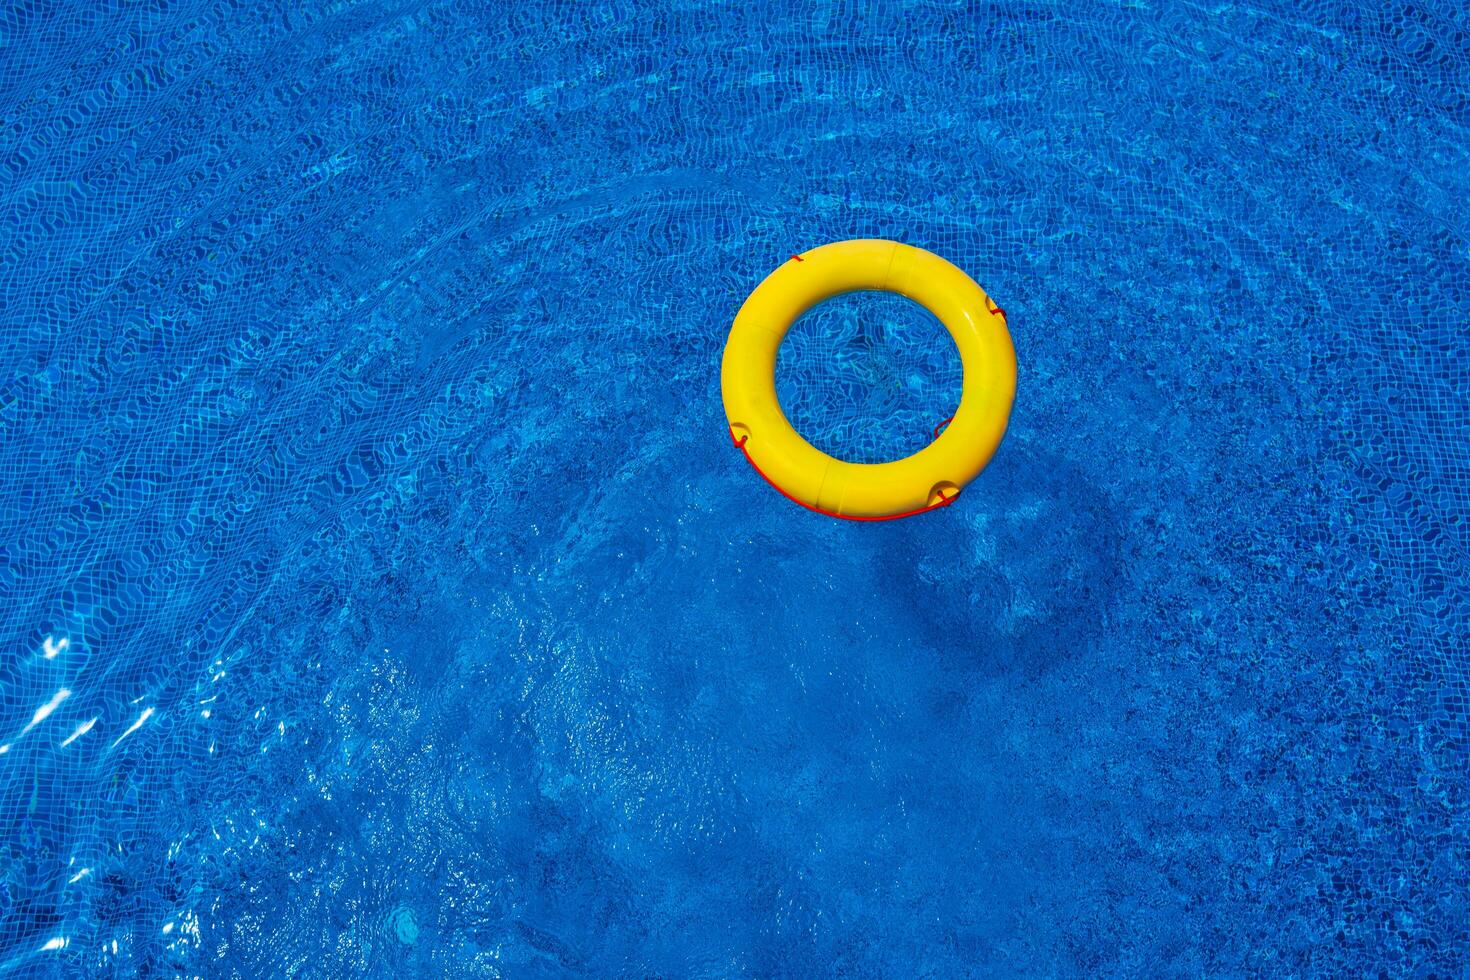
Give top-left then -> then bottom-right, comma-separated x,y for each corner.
22,689 -> 70,734
61,718 -> 97,747
111,707 -> 155,747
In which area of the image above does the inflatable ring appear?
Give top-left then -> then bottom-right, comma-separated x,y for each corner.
721,240 -> 1016,520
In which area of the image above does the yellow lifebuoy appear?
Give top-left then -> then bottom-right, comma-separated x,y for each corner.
721,240 -> 1016,520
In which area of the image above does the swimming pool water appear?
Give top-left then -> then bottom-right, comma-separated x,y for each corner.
2,1 -> 1467,975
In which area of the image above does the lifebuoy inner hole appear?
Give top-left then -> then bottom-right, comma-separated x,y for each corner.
774,291 -> 962,465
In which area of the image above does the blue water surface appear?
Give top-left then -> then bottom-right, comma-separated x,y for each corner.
2,1 -> 1468,976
